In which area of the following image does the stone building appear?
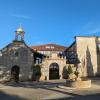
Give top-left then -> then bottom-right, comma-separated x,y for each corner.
0,27 -> 68,82
0,27 -> 44,81
1,27 -> 100,81
64,36 -> 100,77
30,44 -> 66,57
30,44 -> 67,80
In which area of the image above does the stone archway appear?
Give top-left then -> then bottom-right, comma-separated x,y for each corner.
49,63 -> 59,80
11,65 -> 20,82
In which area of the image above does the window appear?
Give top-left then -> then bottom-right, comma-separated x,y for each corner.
51,46 -> 54,49
36,57 -> 42,64
0,51 -> 2,56
46,46 -> 55,49
46,46 -> 50,48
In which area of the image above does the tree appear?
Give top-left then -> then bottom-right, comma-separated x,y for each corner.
32,65 -> 41,81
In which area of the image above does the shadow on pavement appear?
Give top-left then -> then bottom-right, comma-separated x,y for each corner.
41,87 -> 100,100
0,91 -> 26,100
89,77 -> 100,86
1,79 -> 100,100
2,80 -> 65,89
46,93 -> 100,100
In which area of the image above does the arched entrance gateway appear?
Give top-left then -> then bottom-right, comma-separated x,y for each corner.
11,65 -> 20,82
49,63 -> 59,80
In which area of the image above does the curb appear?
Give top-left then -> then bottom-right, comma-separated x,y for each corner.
57,85 -> 75,90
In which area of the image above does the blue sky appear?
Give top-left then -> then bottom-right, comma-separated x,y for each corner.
0,0 -> 100,48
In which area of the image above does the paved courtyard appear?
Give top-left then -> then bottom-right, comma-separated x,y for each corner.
0,78 -> 100,100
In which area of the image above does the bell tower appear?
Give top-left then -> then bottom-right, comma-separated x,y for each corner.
15,26 -> 25,41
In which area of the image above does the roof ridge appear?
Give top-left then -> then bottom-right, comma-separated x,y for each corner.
30,43 -> 66,47
30,44 -> 67,51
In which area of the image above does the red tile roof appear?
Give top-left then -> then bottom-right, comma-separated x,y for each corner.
30,44 -> 67,51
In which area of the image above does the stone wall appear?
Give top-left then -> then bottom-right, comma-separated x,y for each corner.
0,43 -> 33,81
76,36 -> 98,77
40,53 -> 66,80
96,37 -> 100,75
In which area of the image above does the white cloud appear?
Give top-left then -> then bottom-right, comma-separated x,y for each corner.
11,14 -> 31,19
75,22 -> 100,35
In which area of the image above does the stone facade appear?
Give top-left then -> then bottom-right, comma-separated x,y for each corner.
65,36 -> 100,77
0,27 -> 44,82
0,41 -> 34,81
2,27 -> 100,81
40,52 -> 66,80
31,44 -> 67,80
0,27 -> 67,82
76,36 -> 98,76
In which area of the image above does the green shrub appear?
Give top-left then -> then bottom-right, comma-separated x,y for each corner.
68,65 -> 73,74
